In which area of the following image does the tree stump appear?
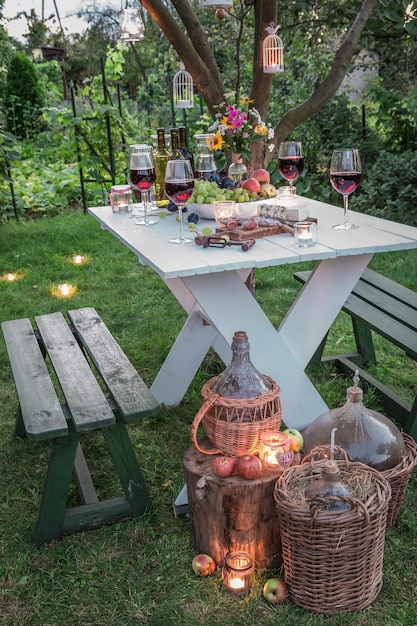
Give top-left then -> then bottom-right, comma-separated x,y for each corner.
183,443 -> 282,569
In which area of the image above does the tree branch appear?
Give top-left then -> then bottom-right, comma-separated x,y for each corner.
265,0 -> 379,165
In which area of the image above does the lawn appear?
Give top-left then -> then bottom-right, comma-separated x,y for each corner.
0,213 -> 416,626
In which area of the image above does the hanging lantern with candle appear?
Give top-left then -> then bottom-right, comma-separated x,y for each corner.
119,1 -> 145,43
263,23 -> 284,74
173,62 -> 194,109
199,0 -> 233,8
222,552 -> 254,597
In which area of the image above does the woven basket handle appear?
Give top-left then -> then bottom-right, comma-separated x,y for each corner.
190,395 -> 222,455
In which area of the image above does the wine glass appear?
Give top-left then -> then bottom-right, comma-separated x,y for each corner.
164,159 -> 195,244
129,147 -> 157,226
329,148 -> 362,230
278,141 -> 304,193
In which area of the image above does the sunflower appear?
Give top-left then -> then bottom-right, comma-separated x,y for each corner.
211,132 -> 224,151
240,97 -> 254,106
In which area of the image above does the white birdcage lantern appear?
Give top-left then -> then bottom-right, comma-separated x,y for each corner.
173,62 -> 194,109
119,4 -> 145,42
199,0 -> 233,8
263,23 -> 284,74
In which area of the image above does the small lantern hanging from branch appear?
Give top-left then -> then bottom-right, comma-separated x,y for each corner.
199,0 -> 233,8
173,62 -> 194,109
263,23 -> 284,74
119,1 -> 145,43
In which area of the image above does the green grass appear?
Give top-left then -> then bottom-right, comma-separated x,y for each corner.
0,213 -> 416,625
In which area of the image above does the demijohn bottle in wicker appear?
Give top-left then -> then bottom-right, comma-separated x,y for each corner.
190,331 -> 282,456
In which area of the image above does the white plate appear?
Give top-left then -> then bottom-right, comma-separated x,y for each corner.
187,196 -> 277,220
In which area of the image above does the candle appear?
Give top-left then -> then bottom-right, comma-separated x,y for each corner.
294,221 -> 317,247
4,272 -> 17,282
72,255 -> 85,265
222,552 -> 254,597
259,432 -> 294,470
110,185 -> 133,213
57,283 -> 73,297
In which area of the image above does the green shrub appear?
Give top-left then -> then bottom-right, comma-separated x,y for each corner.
352,150 -> 417,225
4,52 -> 45,139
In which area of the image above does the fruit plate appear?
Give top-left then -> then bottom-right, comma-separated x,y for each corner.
187,196 -> 277,220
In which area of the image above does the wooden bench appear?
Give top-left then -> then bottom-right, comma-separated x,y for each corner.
294,268 -> 417,439
1,307 -> 160,545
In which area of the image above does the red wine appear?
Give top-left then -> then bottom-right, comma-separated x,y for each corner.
165,180 -> 194,205
330,171 -> 361,195
130,168 -> 156,192
278,156 -> 304,182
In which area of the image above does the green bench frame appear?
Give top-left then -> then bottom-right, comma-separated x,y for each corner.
294,268 -> 417,440
1,307 -> 160,546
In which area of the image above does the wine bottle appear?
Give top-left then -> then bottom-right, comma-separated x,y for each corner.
154,128 -> 170,208
178,126 -> 195,172
170,128 -> 185,160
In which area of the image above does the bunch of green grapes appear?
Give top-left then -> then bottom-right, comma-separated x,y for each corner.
188,180 -> 251,204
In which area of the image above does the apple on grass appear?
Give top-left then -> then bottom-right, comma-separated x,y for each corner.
192,554 -> 216,576
213,455 -> 236,478
283,428 -> 304,452
263,577 -> 289,604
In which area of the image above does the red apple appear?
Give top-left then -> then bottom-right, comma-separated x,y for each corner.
237,454 -> 262,480
213,455 -> 236,478
192,554 -> 216,576
215,8 -> 227,19
253,168 -> 270,184
263,577 -> 289,604
283,428 -> 304,452
241,177 -> 261,193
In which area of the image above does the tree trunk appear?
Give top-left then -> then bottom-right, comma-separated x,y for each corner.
183,443 -> 282,568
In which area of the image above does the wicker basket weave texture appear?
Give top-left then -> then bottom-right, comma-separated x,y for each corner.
381,432 -> 417,527
190,376 -> 282,457
274,459 -> 391,615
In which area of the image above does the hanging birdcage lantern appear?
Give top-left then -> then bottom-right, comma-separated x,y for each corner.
173,62 -> 194,109
199,0 -> 233,8
263,23 -> 284,74
119,3 -> 145,43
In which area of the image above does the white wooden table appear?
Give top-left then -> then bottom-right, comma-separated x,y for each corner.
89,197 -> 417,430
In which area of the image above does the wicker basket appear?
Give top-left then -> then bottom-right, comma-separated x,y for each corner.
274,456 -> 391,615
304,434 -> 417,529
190,375 -> 282,456
381,433 -> 417,527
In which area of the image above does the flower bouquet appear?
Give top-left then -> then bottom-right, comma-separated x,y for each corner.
206,92 -> 275,160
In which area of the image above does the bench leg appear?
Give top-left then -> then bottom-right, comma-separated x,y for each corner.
404,396 -> 417,441
102,422 -> 152,518
34,431 -> 79,546
352,319 -> 377,366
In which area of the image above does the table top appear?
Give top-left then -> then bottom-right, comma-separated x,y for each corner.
88,197 -> 417,279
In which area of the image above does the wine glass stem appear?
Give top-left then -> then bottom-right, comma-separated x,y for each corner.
343,194 -> 349,223
143,192 -> 149,224
178,206 -> 184,239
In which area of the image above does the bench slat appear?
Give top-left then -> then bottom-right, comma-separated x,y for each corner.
361,268 -> 417,310
353,280 -> 417,332
68,307 -> 159,421
35,312 -> 115,432
1,318 -> 68,441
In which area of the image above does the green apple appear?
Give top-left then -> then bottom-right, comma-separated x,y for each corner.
283,428 -> 304,452
263,577 -> 288,604
192,554 -> 216,576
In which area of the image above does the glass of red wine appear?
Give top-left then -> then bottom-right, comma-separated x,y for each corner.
278,141 -> 304,193
164,159 -> 195,244
330,148 -> 362,230
129,146 -> 157,225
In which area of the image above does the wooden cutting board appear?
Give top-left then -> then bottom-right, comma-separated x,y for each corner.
216,223 -> 291,241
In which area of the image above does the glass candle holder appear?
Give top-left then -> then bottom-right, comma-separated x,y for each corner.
213,201 -> 236,226
110,185 -> 133,213
222,552 -> 254,597
259,432 -> 294,470
294,221 -> 317,247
